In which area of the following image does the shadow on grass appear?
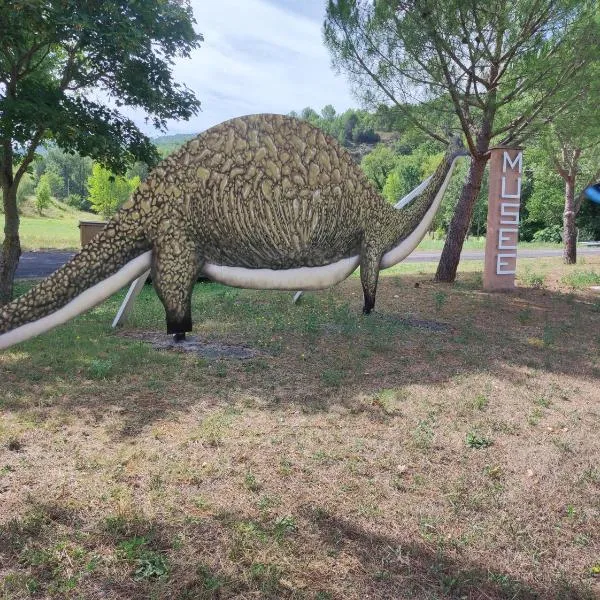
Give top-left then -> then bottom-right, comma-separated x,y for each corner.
1,500 -> 596,600
2,271 -> 599,438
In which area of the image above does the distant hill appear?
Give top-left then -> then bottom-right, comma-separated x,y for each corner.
152,133 -> 197,156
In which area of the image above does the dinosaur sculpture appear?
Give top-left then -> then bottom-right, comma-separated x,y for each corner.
0,114 -> 466,350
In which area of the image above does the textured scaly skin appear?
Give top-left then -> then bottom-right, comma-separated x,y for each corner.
0,113 -> 463,337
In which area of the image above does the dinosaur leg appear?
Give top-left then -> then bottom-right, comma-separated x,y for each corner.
151,239 -> 202,340
360,242 -> 383,315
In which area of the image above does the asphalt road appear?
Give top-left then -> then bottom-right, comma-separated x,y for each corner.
14,246 -> 600,279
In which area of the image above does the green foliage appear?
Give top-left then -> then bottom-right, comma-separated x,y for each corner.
153,134 -> 196,157
532,225 -> 563,244
561,270 -> 600,289
87,164 -> 139,218
361,145 -> 398,191
116,537 -> 168,580
294,106 -> 380,147
43,170 -> 64,199
34,175 -> 52,215
1,1 -> 202,173
526,166 -> 564,230
15,173 -> 34,206
431,157 -> 488,236
40,147 -> 94,201
466,431 -> 493,449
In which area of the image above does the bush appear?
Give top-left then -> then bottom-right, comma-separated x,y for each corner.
35,176 -> 52,215
64,193 -> 92,211
353,127 -> 380,144
532,225 -> 562,243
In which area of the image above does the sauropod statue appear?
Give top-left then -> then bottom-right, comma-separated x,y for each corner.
0,114 -> 466,349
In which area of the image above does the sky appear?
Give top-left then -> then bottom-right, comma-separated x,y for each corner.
124,0 -> 357,136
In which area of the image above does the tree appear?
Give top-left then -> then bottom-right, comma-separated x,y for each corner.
0,0 -> 202,305
535,72 -> 600,263
43,146 -> 94,200
361,144 -> 398,190
87,164 -> 139,219
324,0 -> 600,282
35,175 -> 51,215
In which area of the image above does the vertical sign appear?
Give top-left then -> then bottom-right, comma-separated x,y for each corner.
483,146 -> 523,290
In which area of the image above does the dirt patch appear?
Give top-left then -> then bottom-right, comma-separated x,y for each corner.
119,331 -> 265,359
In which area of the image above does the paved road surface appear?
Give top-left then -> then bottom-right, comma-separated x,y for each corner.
15,247 -> 600,279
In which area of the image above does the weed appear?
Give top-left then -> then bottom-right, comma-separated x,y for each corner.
117,536 -> 169,580
87,358 -> 113,379
466,431 -> 493,449
573,534 -> 590,547
528,407 -> 543,426
0,464 -> 15,477
521,268 -> 546,289
372,388 -> 404,415
357,502 -> 381,518
278,458 -> 293,476
484,465 -> 504,480
273,515 -> 297,539
561,270 -> 600,289
518,308 -> 533,324
534,396 -> 552,408
433,291 -> 447,311
244,471 -> 261,492
117,536 -> 147,560
257,494 -> 280,512
412,417 -> 435,449
192,410 -> 235,447
321,368 -> 344,387
195,563 -> 227,593
249,562 -> 283,594
134,552 -> 169,580
543,324 -> 557,346
551,438 -> 572,454
472,394 -> 489,410
193,496 -> 210,510
580,466 -> 600,484
149,473 -> 163,491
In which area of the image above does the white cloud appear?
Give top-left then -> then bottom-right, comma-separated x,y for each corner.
122,0 -> 357,135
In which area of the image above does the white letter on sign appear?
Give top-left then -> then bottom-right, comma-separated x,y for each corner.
501,176 -> 521,198
503,151 -> 523,173
500,202 -> 520,225
496,254 -> 517,275
498,228 -> 518,250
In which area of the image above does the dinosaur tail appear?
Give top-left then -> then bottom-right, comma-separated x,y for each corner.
0,210 -> 152,350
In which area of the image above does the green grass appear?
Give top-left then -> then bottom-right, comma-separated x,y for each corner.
0,203 -> 94,250
561,270 -> 600,289
1,257 -> 600,600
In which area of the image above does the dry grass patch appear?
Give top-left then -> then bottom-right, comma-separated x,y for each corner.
1,257 -> 599,599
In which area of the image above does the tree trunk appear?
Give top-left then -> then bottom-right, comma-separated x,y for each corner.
0,184 -> 21,305
435,154 -> 488,282
563,175 -> 577,264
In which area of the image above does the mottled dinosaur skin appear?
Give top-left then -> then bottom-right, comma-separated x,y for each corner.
0,114 -> 464,341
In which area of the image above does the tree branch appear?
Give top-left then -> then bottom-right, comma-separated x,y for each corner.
333,15 -> 449,145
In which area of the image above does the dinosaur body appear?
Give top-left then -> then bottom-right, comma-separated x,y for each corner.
0,114 -> 465,349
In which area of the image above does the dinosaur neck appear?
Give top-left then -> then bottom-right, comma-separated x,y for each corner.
380,150 -> 465,269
